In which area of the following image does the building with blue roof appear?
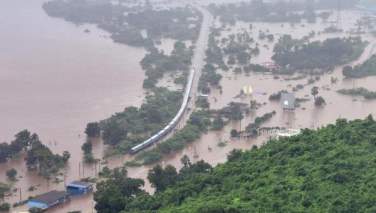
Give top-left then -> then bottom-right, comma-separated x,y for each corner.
27,190 -> 69,211
66,181 -> 93,196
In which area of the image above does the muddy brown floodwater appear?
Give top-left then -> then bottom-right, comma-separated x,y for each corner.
2,1 -> 376,212
0,0 -> 147,211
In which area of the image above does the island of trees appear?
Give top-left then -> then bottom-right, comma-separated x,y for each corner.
338,87 -> 376,99
43,0 -> 202,47
272,36 -> 366,74
0,130 -> 70,178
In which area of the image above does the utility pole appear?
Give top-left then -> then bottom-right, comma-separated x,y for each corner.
82,162 -> 85,178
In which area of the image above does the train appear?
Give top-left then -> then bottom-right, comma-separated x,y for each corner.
130,68 -> 196,154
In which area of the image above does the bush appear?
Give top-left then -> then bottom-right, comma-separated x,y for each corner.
6,169 -> 17,181
0,203 -> 10,212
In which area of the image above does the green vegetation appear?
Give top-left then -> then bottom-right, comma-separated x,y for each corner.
343,55 -> 376,78
311,86 -> 326,106
0,202 -> 10,212
81,141 -> 95,163
6,169 -> 17,182
269,90 -> 288,101
43,1 -> 201,47
0,130 -> 32,163
199,30 -> 225,93
85,122 -> 100,138
95,116 -> 376,212
135,110 -> 211,165
25,134 -> 70,178
211,116 -> 225,130
195,97 -> 210,109
148,165 -> 178,192
245,111 -> 276,137
141,42 -> 193,88
314,96 -> 326,106
0,183 -> 10,201
94,159 -> 212,213
273,36 -> 366,73
209,0 -> 357,25
134,102 -> 249,165
0,130 -> 69,178
338,87 -> 376,99
94,167 -> 145,213
99,88 -> 181,155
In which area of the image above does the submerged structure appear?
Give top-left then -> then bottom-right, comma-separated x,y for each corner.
281,93 -> 296,111
66,181 -> 94,196
27,191 -> 69,210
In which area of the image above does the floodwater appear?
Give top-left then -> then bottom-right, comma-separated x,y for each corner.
119,7 -> 376,207
0,0 -> 146,211
2,2 -> 376,213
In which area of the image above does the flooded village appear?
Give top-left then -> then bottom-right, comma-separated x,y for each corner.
1,0 -> 376,212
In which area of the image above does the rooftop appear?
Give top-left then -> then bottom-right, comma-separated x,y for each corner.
281,93 -> 295,109
30,191 -> 68,205
67,181 -> 93,188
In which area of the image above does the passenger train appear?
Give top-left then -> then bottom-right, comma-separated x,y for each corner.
130,68 -> 196,154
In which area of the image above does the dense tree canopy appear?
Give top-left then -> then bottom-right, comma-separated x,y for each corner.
43,0 -> 202,47
272,36 -> 365,73
25,134 -> 70,178
0,130 -> 69,178
343,55 -> 376,78
94,116 -> 376,212
99,88 -> 182,154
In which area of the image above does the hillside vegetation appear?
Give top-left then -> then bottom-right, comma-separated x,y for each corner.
94,116 -> 376,213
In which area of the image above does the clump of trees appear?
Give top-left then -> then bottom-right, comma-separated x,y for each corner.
0,202 -> 10,212
25,134 -> 70,178
81,141 -> 95,163
85,122 -> 100,138
94,156 -> 212,213
95,115 -> 376,212
135,110 -> 212,165
0,183 -> 10,201
43,1 -> 202,47
6,169 -> 17,182
272,36 -> 366,73
0,130 -> 69,178
311,86 -> 326,106
269,90 -> 288,101
0,130 -> 32,163
342,55 -> 376,78
141,42 -> 193,88
82,122 -> 100,163
98,88 -> 182,155
245,111 -> 277,137
338,87 -> 376,99
94,167 -> 145,213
